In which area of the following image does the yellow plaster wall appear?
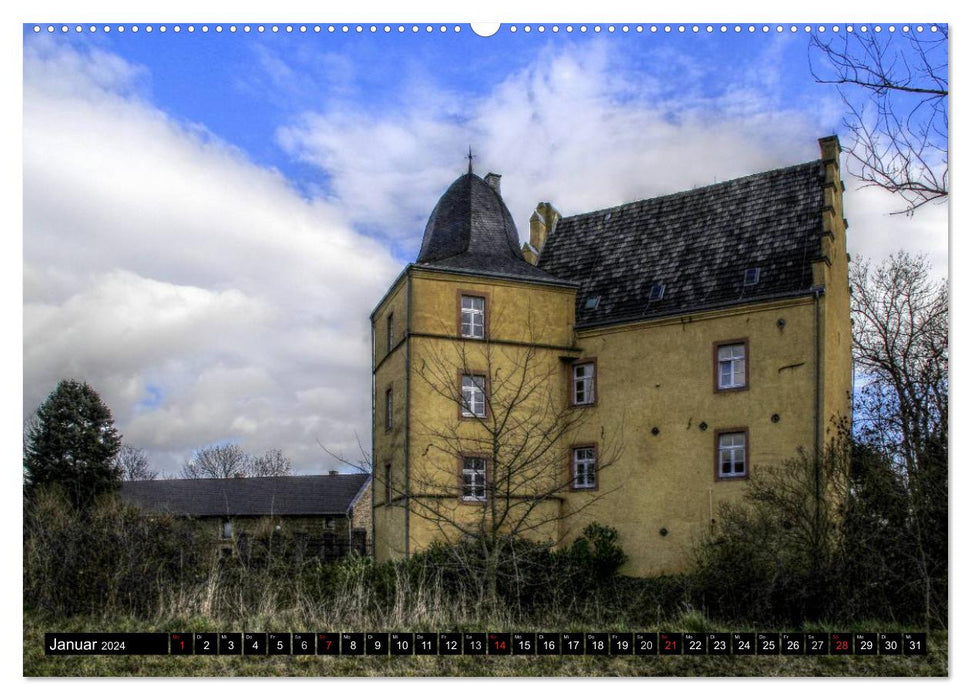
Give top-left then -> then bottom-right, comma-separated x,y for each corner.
404,271 -> 576,552
818,142 -> 854,444
372,268 -> 851,575
372,278 -> 409,561
559,299 -> 821,576
408,270 -> 576,347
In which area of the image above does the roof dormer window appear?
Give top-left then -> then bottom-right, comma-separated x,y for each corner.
649,283 -> 665,302
744,267 -> 761,286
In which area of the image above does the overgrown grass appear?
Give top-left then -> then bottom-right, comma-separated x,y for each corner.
23,492 -> 948,677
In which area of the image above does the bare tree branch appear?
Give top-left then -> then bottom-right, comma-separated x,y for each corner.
401,307 -> 625,602
181,444 -> 251,479
317,431 -> 372,474
116,444 -> 158,481
810,27 -> 948,214
250,449 -> 293,477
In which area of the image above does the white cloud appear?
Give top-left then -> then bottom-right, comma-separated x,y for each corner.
23,33 -> 948,477
23,37 -> 400,475
278,37 -> 948,278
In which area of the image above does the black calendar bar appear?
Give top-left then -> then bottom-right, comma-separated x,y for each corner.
45,633 -> 169,655
43,631 -> 931,655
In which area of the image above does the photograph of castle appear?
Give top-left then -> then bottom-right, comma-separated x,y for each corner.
21,19 -> 947,681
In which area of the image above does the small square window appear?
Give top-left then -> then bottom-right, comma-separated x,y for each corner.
717,432 -> 747,478
584,295 -> 601,310
571,446 -> 597,489
461,375 -> 486,418
460,295 -> 486,339
571,361 -> 596,406
461,456 -> 487,501
744,267 -> 761,286
649,283 -> 665,301
716,342 -> 747,390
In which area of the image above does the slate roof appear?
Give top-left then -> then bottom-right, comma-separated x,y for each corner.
537,161 -> 826,328
119,474 -> 370,517
415,173 -> 572,286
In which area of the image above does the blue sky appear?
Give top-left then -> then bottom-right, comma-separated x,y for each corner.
21,21 -> 949,476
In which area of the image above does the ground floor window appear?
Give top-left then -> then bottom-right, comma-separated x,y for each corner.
717,430 -> 747,478
571,445 -> 597,489
461,456 -> 487,501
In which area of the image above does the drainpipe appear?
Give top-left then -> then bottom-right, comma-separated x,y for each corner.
812,286 -> 824,525
403,273 -> 412,559
370,305 -> 376,558
347,505 -> 353,554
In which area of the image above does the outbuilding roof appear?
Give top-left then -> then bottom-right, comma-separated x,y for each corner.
120,473 -> 370,517
537,160 -> 828,328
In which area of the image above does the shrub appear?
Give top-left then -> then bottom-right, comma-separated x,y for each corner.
24,486 -> 202,618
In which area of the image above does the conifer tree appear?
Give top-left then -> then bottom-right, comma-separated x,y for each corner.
24,380 -> 122,508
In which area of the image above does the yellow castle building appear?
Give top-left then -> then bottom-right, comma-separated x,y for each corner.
370,136 -> 851,576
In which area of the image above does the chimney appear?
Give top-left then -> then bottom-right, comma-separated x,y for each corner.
328,469 -> 339,476
818,134 -> 841,165
484,172 -> 502,195
528,202 -> 560,262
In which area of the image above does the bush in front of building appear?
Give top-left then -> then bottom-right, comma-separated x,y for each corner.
24,485 -> 203,618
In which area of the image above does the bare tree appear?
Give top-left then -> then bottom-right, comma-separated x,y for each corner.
851,252 -> 947,468
318,432 -> 373,474
405,323 -> 623,604
810,26 -> 948,214
181,444 -> 251,479
116,444 -> 158,481
250,449 -> 293,477
850,252 -> 947,626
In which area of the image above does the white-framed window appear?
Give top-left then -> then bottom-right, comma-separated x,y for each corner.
571,446 -> 597,489
221,519 -> 233,539
461,374 -> 486,418
717,431 -> 747,478
717,342 -> 747,390
460,295 -> 486,338
572,362 -> 596,406
461,456 -> 487,501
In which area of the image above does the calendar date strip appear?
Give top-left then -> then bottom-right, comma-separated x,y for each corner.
45,631 -> 927,656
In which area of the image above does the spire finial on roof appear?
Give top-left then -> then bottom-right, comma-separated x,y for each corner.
467,145 -> 475,174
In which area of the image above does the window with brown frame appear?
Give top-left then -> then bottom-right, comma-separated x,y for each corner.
570,360 -> 597,406
715,430 -> 748,479
459,294 -> 486,339
571,444 -> 598,489
461,456 -> 488,502
460,374 -> 487,418
715,340 -> 748,391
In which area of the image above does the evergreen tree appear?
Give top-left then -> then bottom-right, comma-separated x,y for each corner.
24,380 -> 122,508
